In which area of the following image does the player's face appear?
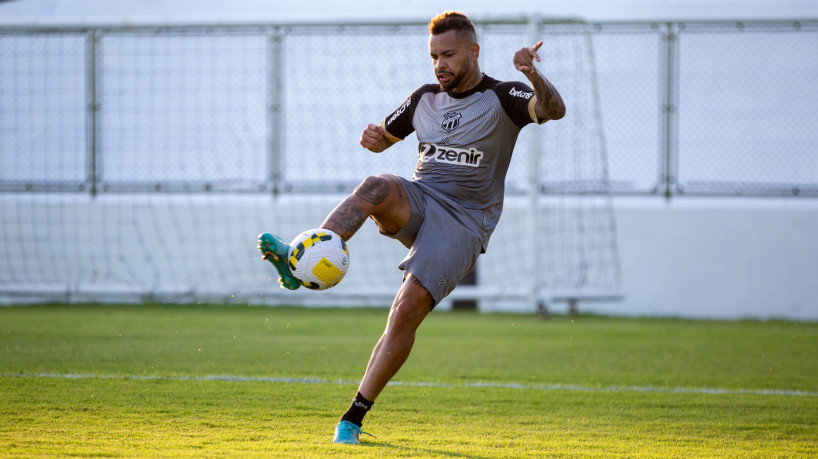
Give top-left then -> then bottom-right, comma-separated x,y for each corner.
429,30 -> 479,92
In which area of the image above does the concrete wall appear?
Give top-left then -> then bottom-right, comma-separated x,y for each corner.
578,197 -> 818,320
2,195 -> 816,320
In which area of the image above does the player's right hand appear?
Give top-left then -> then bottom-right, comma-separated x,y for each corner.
360,123 -> 389,152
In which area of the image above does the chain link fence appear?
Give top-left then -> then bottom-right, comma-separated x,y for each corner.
1,19 -> 816,197
592,20 -> 818,196
676,21 -> 818,196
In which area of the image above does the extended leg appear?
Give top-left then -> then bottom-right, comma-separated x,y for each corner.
357,274 -> 434,400
334,273 -> 434,445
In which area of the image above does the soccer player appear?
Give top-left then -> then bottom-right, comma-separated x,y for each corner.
258,10 -> 565,444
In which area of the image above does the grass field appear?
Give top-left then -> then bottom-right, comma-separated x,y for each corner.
1,304 -> 817,457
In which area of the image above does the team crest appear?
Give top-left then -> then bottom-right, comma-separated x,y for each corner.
441,111 -> 462,132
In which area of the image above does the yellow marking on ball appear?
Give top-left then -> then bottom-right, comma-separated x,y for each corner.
312,257 -> 344,287
289,232 -> 327,268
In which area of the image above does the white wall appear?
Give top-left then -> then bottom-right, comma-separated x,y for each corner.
2,193 -> 816,320
577,197 -> 818,320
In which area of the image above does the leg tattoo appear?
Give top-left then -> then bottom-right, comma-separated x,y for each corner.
409,275 -> 433,301
322,197 -> 369,241
355,176 -> 390,205
322,176 -> 391,241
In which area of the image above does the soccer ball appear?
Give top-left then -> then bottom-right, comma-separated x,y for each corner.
287,228 -> 350,290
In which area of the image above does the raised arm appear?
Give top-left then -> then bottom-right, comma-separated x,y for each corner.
513,41 -> 566,122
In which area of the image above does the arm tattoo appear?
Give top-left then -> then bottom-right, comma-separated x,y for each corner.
529,69 -> 566,121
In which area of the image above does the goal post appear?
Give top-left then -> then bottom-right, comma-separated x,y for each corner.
462,18 -> 624,313
0,18 -> 622,313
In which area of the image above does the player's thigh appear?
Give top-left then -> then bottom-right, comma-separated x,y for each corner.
367,174 -> 412,236
398,206 -> 483,305
387,274 -> 434,332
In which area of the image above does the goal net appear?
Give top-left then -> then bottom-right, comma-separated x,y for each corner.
0,19 -> 621,312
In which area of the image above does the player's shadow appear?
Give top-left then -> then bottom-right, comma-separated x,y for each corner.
366,440 -> 493,458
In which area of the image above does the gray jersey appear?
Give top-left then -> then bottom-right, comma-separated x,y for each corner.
381,75 -> 543,249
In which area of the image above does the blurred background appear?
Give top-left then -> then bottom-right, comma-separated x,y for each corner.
1,0 -> 817,320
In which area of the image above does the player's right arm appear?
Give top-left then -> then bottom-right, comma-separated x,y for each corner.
360,123 -> 397,153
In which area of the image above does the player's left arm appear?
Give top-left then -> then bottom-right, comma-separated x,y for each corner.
513,41 -> 566,122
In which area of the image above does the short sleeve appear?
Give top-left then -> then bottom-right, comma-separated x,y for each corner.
382,84 -> 439,141
494,81 -> 542,128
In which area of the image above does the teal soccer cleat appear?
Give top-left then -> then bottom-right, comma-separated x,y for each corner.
257,232 -> 301,290
333,420 -> 374,445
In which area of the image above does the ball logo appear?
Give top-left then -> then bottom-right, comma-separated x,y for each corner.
441,111 -> 462,132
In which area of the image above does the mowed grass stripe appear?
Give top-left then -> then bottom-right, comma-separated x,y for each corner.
5,371 -> 818,398
2,304 -> 817,391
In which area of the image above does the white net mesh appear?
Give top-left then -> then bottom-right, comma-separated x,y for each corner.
0,20 -> 621,310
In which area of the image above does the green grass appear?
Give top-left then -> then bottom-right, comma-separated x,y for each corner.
1,304 -> 817,457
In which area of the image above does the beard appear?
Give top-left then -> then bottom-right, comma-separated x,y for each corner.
437,68 -> 467,92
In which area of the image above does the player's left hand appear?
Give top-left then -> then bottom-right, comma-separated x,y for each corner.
513,41 -> 543,76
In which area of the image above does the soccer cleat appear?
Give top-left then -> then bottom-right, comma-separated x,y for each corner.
333,420 -> 374,445
257,232 -> 300,290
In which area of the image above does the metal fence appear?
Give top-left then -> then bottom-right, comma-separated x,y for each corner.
593,20 -> 818,197
1,19 -> 817,197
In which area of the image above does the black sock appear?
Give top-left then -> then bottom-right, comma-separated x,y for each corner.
339,392 -> 374,427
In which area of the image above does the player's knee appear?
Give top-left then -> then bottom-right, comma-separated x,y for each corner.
353,175 -> 391,206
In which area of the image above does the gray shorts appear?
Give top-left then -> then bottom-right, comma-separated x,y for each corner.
385,175 -> 483,305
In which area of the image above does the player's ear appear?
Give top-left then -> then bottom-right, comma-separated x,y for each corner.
471,42 -> 480,62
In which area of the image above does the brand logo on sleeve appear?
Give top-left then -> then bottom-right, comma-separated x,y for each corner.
386,97 -> 412,125
440,111 -> 462,132
509,87 -> 534,99
418,142 -> 483,168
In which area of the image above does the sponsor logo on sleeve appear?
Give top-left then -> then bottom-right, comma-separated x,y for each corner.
509,87 -> 534,99
386,97 -> 412,126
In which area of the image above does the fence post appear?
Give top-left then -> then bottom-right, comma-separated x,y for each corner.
268,26 -> 284,196
660,22 -> 680,199
527,14 -> 545,314
86,30 -> 100,197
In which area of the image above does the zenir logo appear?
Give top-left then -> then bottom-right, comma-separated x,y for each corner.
441,111 -> 462,132
419,143 -> 484,168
